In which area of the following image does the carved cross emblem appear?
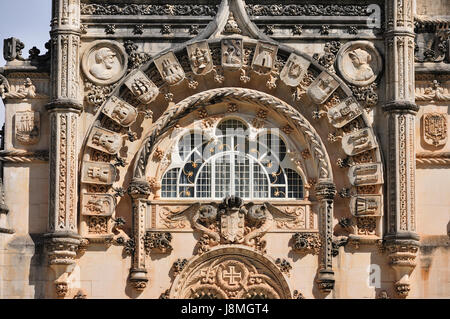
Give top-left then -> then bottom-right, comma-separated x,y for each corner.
222,266 -> 242,285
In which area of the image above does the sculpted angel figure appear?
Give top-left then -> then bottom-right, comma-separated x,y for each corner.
90,47 -> 117,80
348,48 -> 374,81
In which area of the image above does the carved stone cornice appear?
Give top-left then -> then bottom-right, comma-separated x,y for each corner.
80,3 -> 219,16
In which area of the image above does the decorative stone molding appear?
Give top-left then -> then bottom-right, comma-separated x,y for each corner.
81,3 -> 219,16
416,81 -> 450,102
246,4 -> 371,17
0,150 -> 49,163
168,246 -> 292,299
416,152 -> 450,166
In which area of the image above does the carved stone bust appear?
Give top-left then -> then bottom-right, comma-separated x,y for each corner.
336,41 -> 382,86
82,40 -> 128,85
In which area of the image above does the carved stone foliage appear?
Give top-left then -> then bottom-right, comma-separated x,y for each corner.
190,197 -> 273,254
15,111 -> 40,145
124,41 -> 151,70
422,113 -> 448,147
144,231 -> 173,254
81,4 -> 219,16
82,41 -> 128,86
337,41 -> 382,87
292,232 -> 321,255
246,4 -> 371,17
84,81 -> 116,110
169,247 -> 292,299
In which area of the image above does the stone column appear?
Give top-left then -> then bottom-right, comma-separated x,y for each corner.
44,0 -> 82,298
315,181 -> 336,294
383,0 -> 420,298
128,179 -> 151,292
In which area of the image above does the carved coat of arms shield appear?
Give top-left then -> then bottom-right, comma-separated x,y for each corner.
15,111 -> 40,145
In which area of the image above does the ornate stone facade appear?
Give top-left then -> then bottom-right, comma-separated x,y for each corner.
0,0 -> 448,299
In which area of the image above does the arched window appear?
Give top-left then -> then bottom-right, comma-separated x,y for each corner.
161,119 -> 304,200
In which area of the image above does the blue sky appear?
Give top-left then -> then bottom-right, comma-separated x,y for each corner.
0,0 -> 52,124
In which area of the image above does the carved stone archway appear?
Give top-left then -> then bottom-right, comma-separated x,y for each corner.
169,246 -> 293,299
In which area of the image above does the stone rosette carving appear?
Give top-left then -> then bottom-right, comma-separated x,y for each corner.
15,111 -> 40,145
292,232 -> 321,255
422,112 -> 448,147
82,40 -> 128,86
337,41 -> 382,87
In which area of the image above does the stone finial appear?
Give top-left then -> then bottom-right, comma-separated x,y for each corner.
223,12 -> 242,35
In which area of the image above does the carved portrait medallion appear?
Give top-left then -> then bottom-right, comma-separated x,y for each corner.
422,112 -> 448,147
221,39 -> 243,70
252,42 -> 278,74
87,126 -> 122,155
124,70 -> 159,105
81,193 -> 116,216
154,51 -> 185,85
337,41 -> 382,86
102,96 -> 138,127
280,53 -> 310,87
82,40 -> 128,86
81,161 -> 117,185
342,128 -> 378,156
15,111 -> 40,145
327,97 -> 363,128
187,41 -> 213,75
306,71 -> 340,104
